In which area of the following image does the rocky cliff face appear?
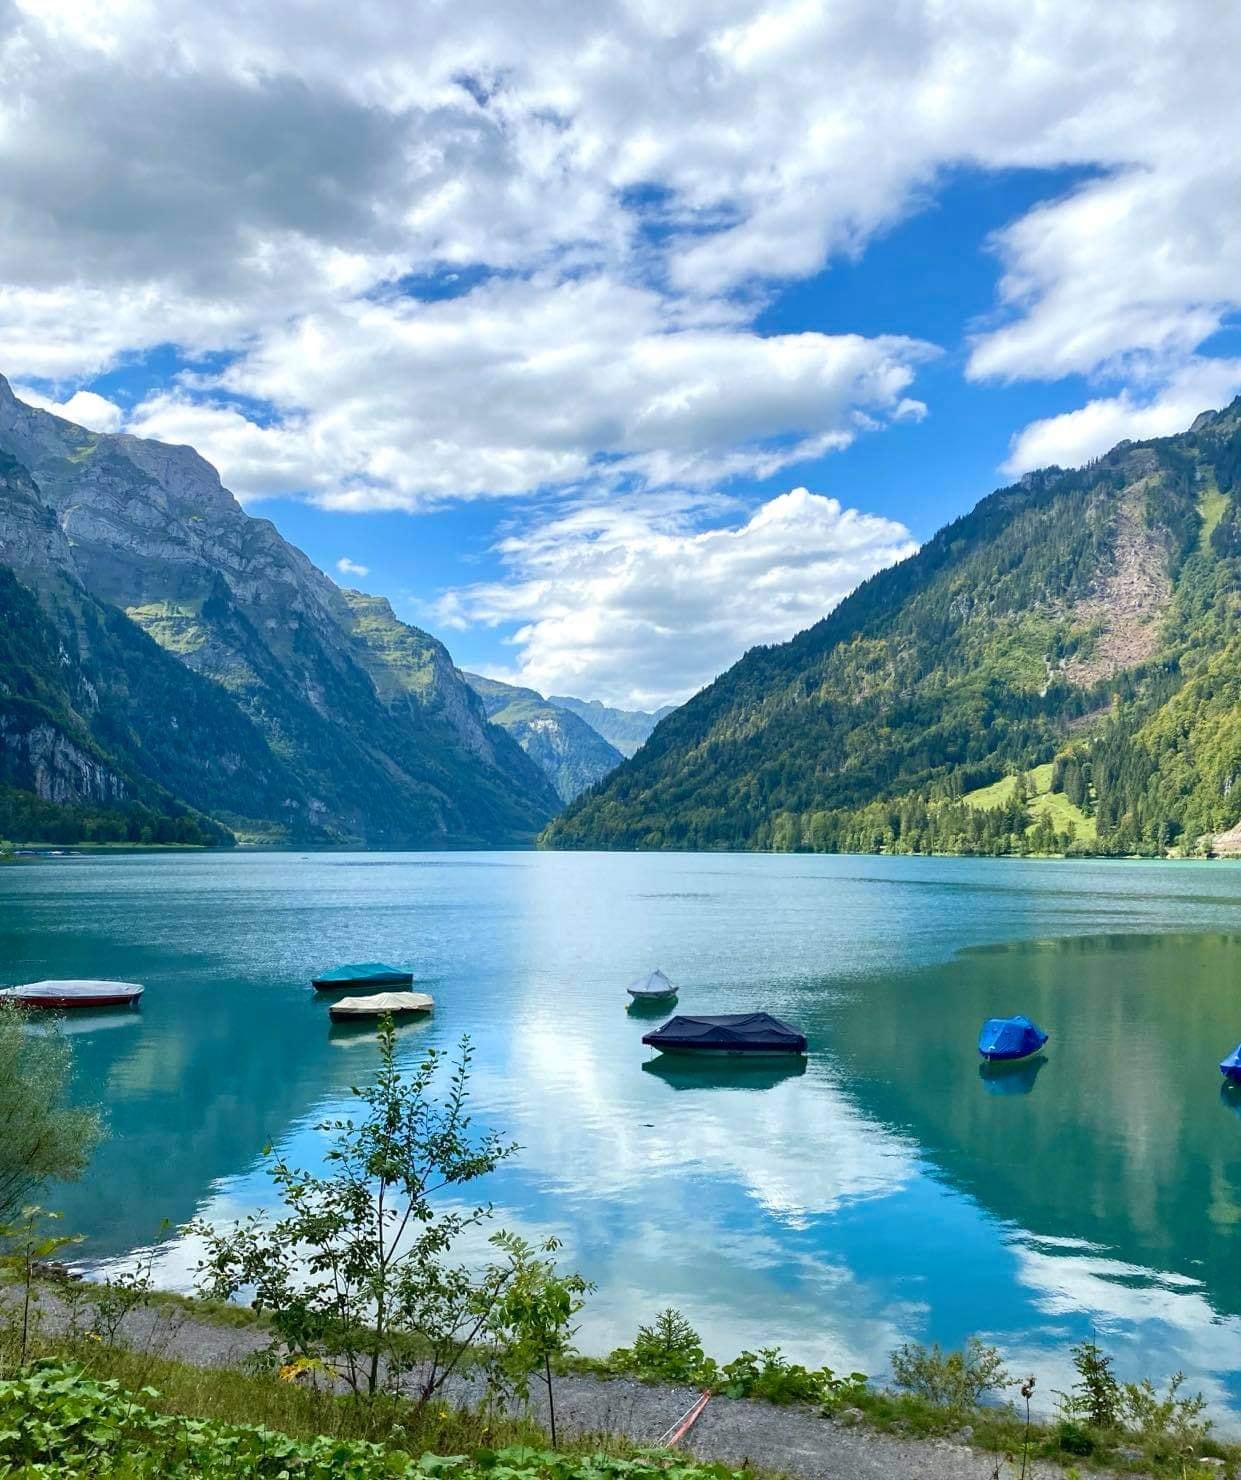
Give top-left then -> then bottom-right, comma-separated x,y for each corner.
0,375 -> 558,845
463,673 -> 624,802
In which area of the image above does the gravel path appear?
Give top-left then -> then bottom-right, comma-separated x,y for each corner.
18,1286 -> 1116,1479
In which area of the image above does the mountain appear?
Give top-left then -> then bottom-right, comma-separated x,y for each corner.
545,401 -> 1241,858
546,695 -> 676,757
0,376 -> 559,846
463,674 -> 623,803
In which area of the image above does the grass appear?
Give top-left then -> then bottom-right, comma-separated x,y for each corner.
1029,787 -> 1097,842
9,1289 -> 1241,1479
960,762 -> 1097,845
1199,480 -> 1228,552
55,1339 -> 550,1456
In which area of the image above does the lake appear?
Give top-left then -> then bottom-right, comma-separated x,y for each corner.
3,850 -> 1241,1419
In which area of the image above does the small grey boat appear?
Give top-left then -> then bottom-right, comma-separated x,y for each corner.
626,968 -> 678,1002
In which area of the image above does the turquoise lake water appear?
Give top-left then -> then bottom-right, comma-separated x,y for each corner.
3,850 -> 1241,1418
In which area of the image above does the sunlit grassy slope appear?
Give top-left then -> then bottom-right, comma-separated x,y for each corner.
960,762 -> 1096,843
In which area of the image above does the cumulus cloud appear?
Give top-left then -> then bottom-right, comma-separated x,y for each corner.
335,556 -> 370,578
440,487 -> 916,707
193,275 -> 930,507
125,392 -> 318,503
1,0 -> 1238,509
11,385 -> 124,433
1002,358 -> 1241,474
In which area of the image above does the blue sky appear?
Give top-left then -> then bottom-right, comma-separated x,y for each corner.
4,2 -> 1240,706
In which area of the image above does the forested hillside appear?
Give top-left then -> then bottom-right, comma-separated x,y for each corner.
546,402 -> 1241,858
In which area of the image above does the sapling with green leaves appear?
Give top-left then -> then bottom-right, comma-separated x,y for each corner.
481,1232 -> 592,1447
0,997 -> 102,1226
0,1206 -> 81,1365
190,1021 -> 545,1407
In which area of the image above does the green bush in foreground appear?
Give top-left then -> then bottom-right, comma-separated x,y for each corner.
0,1360 -> 740,1480
603,1310 -> 866,1409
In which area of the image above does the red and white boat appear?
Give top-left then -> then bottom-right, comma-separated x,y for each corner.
1,979 -> 145,1010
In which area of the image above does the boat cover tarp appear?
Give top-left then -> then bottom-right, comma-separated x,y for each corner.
1221,1043 -> 1241,1080
628,968 -> 676,995
313,962 -> 412,987
978,1014 -> 1048,1060
329,992 -> 433,1018
642,1012 -> 806,1054
1,980 -> 144,1006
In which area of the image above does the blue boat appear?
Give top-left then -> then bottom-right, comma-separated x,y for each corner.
978,1014 -> 1048,1063
311,962 -> 413,991
1220,1043 -> 1241,1084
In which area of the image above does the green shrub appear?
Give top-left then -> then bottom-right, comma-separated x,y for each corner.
1057,1339 -> 1121,1430
889,1337 -> 1010,1413
1119,1372 -> 1210,1454
718,1348 -> 865,1409
1055,1419 -> 1095,1456
607,1309 -> 717,1385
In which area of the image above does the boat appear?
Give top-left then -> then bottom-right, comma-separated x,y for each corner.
978,1014 -> 1048,1063
1220,1043 -> 1241,1084
0,979 -> 144,1010
328,991 -> 433,1022
641,1012 -> 807,1058
311,962 -> 414,991
627,968 -> 677,1002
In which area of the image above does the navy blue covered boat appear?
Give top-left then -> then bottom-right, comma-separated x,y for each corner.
642,1012 -> 806,1058
1221,1043 -> 1241,1084
978,1014 -> 1048,1063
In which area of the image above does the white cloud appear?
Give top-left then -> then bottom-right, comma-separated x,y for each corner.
1002,358 -> 1241,475
124,392 -> 318,503
11,385 -> 124,433
0,0 -> 1238,511
440,487 -> 917,708
335,556 -> 369,578
196,275 -> 931,508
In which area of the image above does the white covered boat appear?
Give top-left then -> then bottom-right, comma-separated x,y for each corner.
328,991 -> 434,1021
626,968 -> 677,1002
0,980 -> 144,1010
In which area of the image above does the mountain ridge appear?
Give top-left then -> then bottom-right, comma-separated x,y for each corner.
545,695 -> 676,758
462,673 -> 624,803
0,375 -> 559,846
545,401 -> 1241,858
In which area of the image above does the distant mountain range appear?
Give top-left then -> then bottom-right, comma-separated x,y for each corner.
463,674 -> 624,803
545,696 -> 676,757
0,375 -> 559,847
545,401 -> 1241,859
462,676 -> 677,802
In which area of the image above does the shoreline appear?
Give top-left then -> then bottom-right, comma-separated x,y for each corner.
1,1279 -> 1153,1480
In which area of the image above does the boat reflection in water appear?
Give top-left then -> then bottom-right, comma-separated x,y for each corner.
29,1008 -> 142,1037
641,1054 -> 807,1093
978,1054 -> 1048,1096
327,1015 -> 434,1048
1222,1083 -> 1241,1119
626,996 -> 674,1018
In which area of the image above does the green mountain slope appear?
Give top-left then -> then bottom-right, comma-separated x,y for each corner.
545,402 -> 1241,858
463,674 -> 624,802
547,695 -> 676,757
0,377 -> 558,846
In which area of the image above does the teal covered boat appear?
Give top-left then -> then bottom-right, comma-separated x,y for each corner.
311,962 -> 413,991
